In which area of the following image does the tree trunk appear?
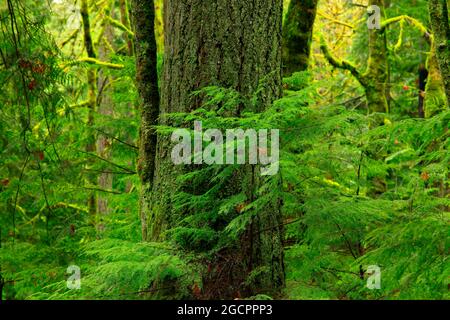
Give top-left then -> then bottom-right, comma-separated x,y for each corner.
425,46 -> 448,117
144,0 -> 285,298
119,0 -> 134,56
282,0 -> 318,76
417,64 -> 428,118
364,0 -> 389,114
429,0 -> 450,106
81,0 -> 98,216
131,0 -> 160,239
96,5 -> 115,221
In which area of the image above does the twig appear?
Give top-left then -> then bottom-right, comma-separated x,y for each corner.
76,149 -> 136,174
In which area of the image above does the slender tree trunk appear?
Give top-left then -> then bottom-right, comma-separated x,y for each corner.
96,5 -> 115,220
429,0 -> 450,105
282,0 -> 318,76
418,64 -> 428,118
81,0 -> 98,216
364,0 -> 389,113
131,0 -> 160,240
142,0 -> 285,299
119,0 -> 134,56
117,0 -> 135,195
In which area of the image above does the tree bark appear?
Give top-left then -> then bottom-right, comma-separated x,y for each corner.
418,64 -> 428,118
131,0 -> 160,239
429,0 -> 450,106
144,0 -> 285,298
119,0 -> 134,56
282,0 -> 318,76
425,45 -> 448,117
96,4 -> 115,220
364,0 -> 389,113
81,0 -> 98,216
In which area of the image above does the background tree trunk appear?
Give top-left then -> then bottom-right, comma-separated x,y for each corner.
417,64 -> 428,118
119,0 -> 134,56
282,0 -> 318,76
81,0 -> 98,216
364,0 -> 389,114
96,4 -> 115,221
145,0 -> 285,298
429,0 -> 450,105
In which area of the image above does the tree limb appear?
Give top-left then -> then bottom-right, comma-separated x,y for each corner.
319,34 -> 365,85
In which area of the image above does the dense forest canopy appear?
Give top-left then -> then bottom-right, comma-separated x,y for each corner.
0,0 -> 448,300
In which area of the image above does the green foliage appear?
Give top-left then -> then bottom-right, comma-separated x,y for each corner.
281,77 -> 448,299
1,0 -> 448,301
33,239 -> 197,300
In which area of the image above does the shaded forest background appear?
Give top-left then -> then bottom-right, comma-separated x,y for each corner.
0,0 -> 448,300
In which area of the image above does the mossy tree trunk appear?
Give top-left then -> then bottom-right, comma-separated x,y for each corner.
282,0 -> 318,75
80,0 -> 98,216
142,0 -> 285,298
131,0 -> 160,239
321,0 -> 389,114
119,0 -> 134,56
362,0 -> 389,113
429,0 -> 450,106
425,45 -> 448,117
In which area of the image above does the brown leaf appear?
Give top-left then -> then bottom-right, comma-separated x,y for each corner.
420,172 -> 430,181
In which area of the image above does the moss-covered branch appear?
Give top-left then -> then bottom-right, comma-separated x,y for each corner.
69,100 -> 91,109
382,15 -> 432,44
317,10 -> 355,29
78,57 -> 124,69
107,15 -> 134,38
320,2 -> 440,115
319,35 -> 364,85
60,29 -> 79,48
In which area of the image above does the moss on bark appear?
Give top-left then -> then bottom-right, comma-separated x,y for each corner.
81,0 -> 98,216
131,0 -> 160,240
429,0 -> 450,106
364,0 -> 389,113
282,0 -> 318,76
425,45 -> 448,117
143,0 -> 285,298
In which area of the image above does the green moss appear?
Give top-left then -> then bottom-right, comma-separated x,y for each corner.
282,0 -> 318,76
